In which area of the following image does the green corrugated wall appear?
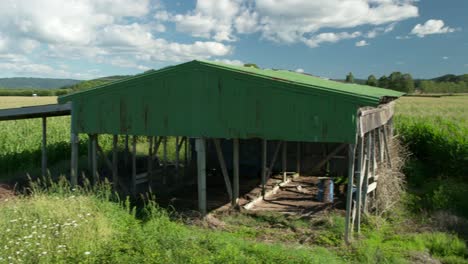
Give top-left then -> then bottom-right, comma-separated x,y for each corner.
60,61 -> 397,144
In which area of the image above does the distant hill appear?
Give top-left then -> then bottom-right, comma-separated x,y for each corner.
0,77 -> 81,89
431,74 -> 468,83
61,75 -> 131,92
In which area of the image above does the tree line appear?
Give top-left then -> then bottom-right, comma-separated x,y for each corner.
345,72 -> 468,94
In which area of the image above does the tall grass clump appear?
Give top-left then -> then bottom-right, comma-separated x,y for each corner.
0,177 -> 342,263
395,115 -> 468,177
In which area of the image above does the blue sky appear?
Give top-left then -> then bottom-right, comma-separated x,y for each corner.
0,0 -> 466,80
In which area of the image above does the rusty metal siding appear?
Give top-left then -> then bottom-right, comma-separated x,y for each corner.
60,61 -> 401,143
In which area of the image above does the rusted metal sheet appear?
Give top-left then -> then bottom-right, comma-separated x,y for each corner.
59,61 -> 403,144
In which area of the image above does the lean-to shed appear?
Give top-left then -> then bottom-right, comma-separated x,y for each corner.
59,60 -> 404,242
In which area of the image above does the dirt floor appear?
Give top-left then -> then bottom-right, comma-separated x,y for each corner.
247,175 -> 333,215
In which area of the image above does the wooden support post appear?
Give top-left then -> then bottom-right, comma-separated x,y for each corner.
296,142 -> 301,176
362,132 -> 372,214
87,136 -> 92,173
282,141 -> 287,182
344,143 -> 357,243
184,136 -> 188,168
213,139 -> 233,200
382,125 -> 392,168
232,138 -> 239,207
41,116 -> 47,177
91,134 -> 98,183
124,134 -> 129,168
312,143 -> 347,172
132,136 -> 137,195
70,133 -> 78,187
261,139 -> 267,196
112,135 -> 118,189
175,136 -> 180,181
163,136 -> 167,185
148,136 -> 153,186
354,134 -> 365,233
195,138 -> 207,215
267,141 -> 283,178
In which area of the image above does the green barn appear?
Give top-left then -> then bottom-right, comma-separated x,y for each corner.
58,60 -> 403,241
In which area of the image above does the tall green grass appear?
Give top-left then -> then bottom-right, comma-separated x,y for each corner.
0,178 -> 342,264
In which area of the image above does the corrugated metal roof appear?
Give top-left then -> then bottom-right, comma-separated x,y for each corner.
59,60 -> 404,105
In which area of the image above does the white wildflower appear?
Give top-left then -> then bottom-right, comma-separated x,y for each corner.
84,251 -> 91,255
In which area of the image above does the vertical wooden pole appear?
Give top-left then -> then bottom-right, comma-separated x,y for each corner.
41,117 -> 47,177
362,132 -> 372,214
232,138 -> 239,207
70,133 -> 78,187
124,134 -> 129,168
296,142 -> 301,176
175,136 -> 180,182
354,134 -> 365,233
87,135 -> 92,173
184,136 -> 188,168
344,143 -> 357,243
282,141 -> 287,182
148,136 -> 153,186
261,139 -> 267,196
195,138 -> 207,215
132,136 -> 137,195
112,135 -> 118,189
163,136 -> 167,185
91,134 -> 98,183
382,125 -> 392,168
213,139 -> 233,200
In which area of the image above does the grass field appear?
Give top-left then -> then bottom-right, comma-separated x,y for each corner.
0,96 -> 57,109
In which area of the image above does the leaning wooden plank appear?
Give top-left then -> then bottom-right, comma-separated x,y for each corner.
362,133 -> 372,214
112,135 -> 118,189
367,182 -> 377,194
344,143 -> 357,243
213,139 -> 233,200
312,143 -> 347,172
96,142 -> 113,172
354,135 -> 365,233
132,136 -> 137,195
382,125 -> 392,168
267,141 -> 283,178
233,138 -> 240,207
261,139 -> 267,196
196,138 -> 207,215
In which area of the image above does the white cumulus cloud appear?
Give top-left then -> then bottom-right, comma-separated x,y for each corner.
355,40 -> 370,47
411,19 -> 456,37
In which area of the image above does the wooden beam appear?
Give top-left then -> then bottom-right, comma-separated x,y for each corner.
163,136 -> 167,185
152,136 -> 162,162
195,138 -> 207,215
91,134 -> 98,183
148,136 -> 153,186
132,136 -> 137,195
96,142 -> 112,172
354,134 -> 365,234
312,143 -> 347,172
124,134 -> 129,168
232,138 -> 239,207
70,133 -> 78,187
175,136 -> 180,181
282,141 -> 287,182
112,135 -> 118,189
41,116 -> 47,177
261,139 -> 267,196
296,142 -> 301,176
362,133 -> 372,214
344,143 -> 357,243
213,139 -> 233,200
267,141 -> 283,178
382,125 -> 392,168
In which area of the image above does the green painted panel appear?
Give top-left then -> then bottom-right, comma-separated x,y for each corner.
59,60 -> 402,143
